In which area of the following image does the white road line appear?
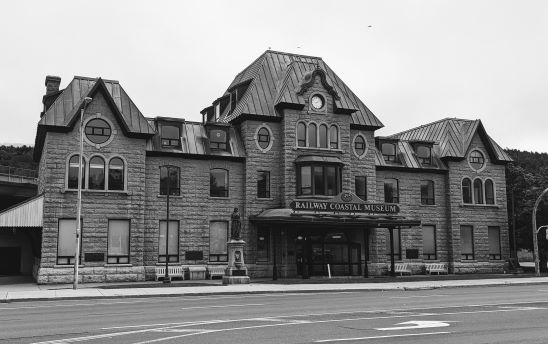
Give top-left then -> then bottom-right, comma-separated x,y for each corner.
389,294 -> 449,299
314,331 -> 452,342
180,303 -> 264,310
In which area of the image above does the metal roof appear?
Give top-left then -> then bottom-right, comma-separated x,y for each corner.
0,194 -> 43,228
217,50 -> 383,129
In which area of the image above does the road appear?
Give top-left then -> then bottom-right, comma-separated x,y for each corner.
2,284 -> 548,343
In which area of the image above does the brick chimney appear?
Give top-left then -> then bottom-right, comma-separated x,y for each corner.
45,75 -> 61,95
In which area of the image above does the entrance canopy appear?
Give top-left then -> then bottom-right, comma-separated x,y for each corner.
0,194 -> 43,228
249,208 -> 421,228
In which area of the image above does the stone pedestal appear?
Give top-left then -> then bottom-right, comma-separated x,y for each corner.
223,239 -> 250,285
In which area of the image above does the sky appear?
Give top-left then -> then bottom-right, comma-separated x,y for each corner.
1,0 -> 547,152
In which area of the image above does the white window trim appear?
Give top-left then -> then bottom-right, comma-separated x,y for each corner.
82,113 -> 117,148
66,153 -> 88,190
254,124 -> 274,152
352,132 -> 368,159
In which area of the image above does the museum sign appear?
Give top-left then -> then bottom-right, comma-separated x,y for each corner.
289,192 -> 400,214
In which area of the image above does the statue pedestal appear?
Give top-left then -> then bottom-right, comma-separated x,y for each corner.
223,239 -> 250,285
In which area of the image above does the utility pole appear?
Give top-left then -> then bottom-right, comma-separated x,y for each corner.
532,187 -> 548,277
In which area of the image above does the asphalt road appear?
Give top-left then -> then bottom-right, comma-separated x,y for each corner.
2,284 -> 548,344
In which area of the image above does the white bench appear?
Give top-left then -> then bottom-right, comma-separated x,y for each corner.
389,263 -> 412,276
425,263 -> 448,275
207,265 -> 227,279
188,266 -> 207,280
155,265 -> 185,281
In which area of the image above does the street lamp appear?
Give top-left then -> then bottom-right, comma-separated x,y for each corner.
532,187 -> 548,277
74,96 -> 92,290
161,165 -> 175,284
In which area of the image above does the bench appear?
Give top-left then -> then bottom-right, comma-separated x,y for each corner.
425,263 -> 448,275
389,263 -> 412,276
207,265 -> 227,279
155,265 -> 185,281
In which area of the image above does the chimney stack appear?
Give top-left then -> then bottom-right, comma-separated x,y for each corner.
45,75 -> 61,95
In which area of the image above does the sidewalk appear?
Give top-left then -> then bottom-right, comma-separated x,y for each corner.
3,274 -> 548,303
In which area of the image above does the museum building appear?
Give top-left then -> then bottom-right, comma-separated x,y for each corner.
0,50 -> 513,283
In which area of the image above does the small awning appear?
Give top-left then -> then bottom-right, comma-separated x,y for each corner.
295,155 -> 344,165
249,208 -> 421,227
0,194 -> 43,228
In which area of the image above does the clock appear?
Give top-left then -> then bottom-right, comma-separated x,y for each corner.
311,95 -> 325,110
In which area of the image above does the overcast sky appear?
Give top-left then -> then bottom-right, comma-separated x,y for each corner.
1,0 -> 547,152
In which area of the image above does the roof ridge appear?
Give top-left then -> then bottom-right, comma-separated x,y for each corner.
390,117 -> 468,137
73,75 -> 120,84
266,50 -> 323,61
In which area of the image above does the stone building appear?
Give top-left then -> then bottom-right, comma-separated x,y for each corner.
0,50 -> 513,282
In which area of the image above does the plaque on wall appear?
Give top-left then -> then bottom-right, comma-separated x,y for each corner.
85,252 -> 105,262
406,249 -> 419,259
185,251 -> 204,260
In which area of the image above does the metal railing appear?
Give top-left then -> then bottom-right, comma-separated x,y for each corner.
0,165 -> 38,184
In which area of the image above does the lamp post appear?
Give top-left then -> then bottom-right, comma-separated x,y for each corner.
74,97 -> 92,290
532,187 -> 548,277
162,166 -> 173,283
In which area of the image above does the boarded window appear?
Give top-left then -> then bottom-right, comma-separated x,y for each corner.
57,219 -> 82,265
107,220 -> 130,264
210,221 -> 228,262
460,225 -> 474,260
488,226 -> 501,260
159,220 -> 179,263
422,225 -> 436,260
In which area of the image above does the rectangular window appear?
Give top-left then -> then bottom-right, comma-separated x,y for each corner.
107,220 -> 130,264
209,221 -> 228,262
160,166 -> 180,196
297,164 -> 341,196
460,225 -> 474,260
159,220 -> 179,263
488,226 -> 501,260
209,129 -> 228,150
422,225 -> 436,260
386,228 -> 401,260
161,124 -> 181,148
420,180 -> 435,205
384,179 -> 399,203
257,171 -> 270,198
381,142 -> 397,162
416,146 -> 432,165
57,219 -> 82,265
355,176 -> 367,201
210,169 -> 229,197
257,227 -> 270,262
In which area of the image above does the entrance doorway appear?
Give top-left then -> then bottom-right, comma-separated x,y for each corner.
296,231 -> 362,277
0,247 -> 21,275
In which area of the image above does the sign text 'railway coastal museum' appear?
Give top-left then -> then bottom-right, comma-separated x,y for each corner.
0,50 -> 513,283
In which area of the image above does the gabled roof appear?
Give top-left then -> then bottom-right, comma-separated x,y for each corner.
217,50 -> 383,129
34,77 -> 156,160
390,118 -> 512,163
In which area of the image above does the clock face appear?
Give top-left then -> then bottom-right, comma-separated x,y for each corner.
311,95 -> 324,110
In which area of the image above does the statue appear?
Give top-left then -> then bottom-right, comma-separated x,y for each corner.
230,207 -> 241,240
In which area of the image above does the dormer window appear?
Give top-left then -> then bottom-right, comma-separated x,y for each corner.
210,129 -> 228,150
381,142 -> 397,162
161,124 -> 180,148
416,145 -> 432,165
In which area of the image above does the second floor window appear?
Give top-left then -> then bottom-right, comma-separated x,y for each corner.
297,122 -> 306,147
329,126 -> 339,149
88,156 -> 105,190
473,178 -> 483,204
210,129 -> 228,150
257,171 -> 270,198
462,178 -> 472,204
297,164 -> 341,196
354,135 -> 366,156
485,179 -> 495,204
210,168 -> 228,197
384,178 -> 399,203
108,158 -> 125,191
160,166 -> 180,196
355,176 -> 367,201
67,155 -> 85,189
421,180 -> 435,205
161,124 -> 180,148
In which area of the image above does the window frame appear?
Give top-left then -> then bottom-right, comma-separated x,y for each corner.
210,168 -> 229,198
485,179 -> 495,204
381,142 -> 398,162
297,122 -> 307,147
416,145 -> 432,165
329,125 -> 339,149
422,225 -> 437,260
257,127 -> 271,150
460,225 -> 475,260
386,228 -> 402,261
107,157 -> 126,191
488,226 -> 502,260
308,123 -> 318,148
88,155 -> 106,190
85,118 -> 112,145
469,149 -> 485,170
107,219 -> 130,264
209,221 -> 229,262
57,218 -> 83,265
256,226 -> 270,262
355,176 -> 367,201
296,163 -> 342,196
353,134 -> 367,158
160,123 -> 181,148
420,180 -> 435,205
209,128 -> 229,151
257,170 -> 271,199
160,165 -> 180,196
158,220 -> 179,263
462,178 -> 472,204
473,178 -> 484,204
384,178 -> 399,203
67,154 -> 86,190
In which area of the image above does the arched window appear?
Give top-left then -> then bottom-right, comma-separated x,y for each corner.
308,123 -> 317,148
319,124 -> 328,148
329,126 -> 338,149
297,122 -> 306,147
88,156 -> 105,190
473,178 -> 483,204
68,155 -> 85,189
108,158 -> 125,191
485,179 -> 495,204
210,168 -> 229,197
354,135 -> 366,156
462,178 -> 472,204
